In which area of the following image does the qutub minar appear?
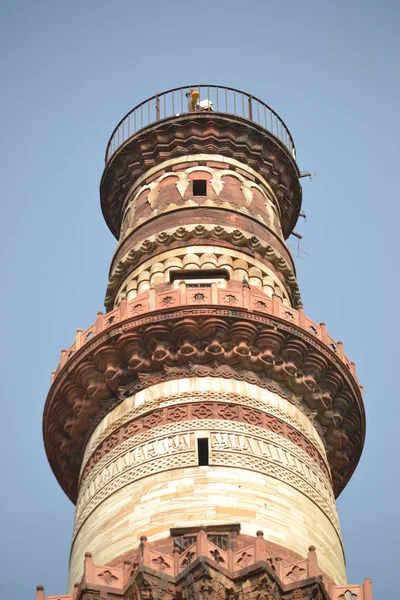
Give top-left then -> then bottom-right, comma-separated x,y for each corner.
39,86 -> 372,600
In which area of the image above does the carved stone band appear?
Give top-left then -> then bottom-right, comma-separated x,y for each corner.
74,423 -> 338,540
111,245 -> 292,309
80,402 -> 330,485
82,380 -> 326,468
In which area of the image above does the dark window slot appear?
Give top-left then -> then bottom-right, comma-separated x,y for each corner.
170,268 -> 230,282
197,438 -> 209,466
193,180 -> 207,196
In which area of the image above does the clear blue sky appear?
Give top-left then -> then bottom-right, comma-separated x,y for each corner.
1,0 -> 398,597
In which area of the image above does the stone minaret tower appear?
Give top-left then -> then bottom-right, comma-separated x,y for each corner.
40,86 -> 372,600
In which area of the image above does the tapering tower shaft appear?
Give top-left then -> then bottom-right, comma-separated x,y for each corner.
43,86 -> 365,599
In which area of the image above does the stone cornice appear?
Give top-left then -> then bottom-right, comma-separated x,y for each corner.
44,287 -> 364,503
105,223 -> 301,311
111,212 -> 296,275
100,113 -> 302,239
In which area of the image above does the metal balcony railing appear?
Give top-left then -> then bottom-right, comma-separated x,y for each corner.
105,85 -> 296,164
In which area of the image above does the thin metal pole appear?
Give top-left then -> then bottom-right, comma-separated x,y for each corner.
156,96 -> 160,121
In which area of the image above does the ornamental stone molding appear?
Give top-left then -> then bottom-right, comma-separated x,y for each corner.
100,114 -> 302,239
105,222 -> 301,310
111,214 -> 295,275
44,287 -> 363,502
110,246 -> 292,310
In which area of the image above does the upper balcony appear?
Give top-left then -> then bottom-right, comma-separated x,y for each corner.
100,85 -> 301,240
105,85 -> 296,165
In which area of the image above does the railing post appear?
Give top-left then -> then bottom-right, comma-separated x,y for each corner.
255,530 -> 265,562
179,281 -> 187,306
139,535 -> 150,567
272,293 -> 281,317
84,552 -> 93,583
243,283 -> 250,309
36,584 -> 45,600
95,311 -> 104,334
60,349 -> 67,367
227,546 -> 234,573
307,545 -> 320,578
119,296 -> 128,320
363,578 -> 373,600
196,526 -> 208,558
275,557 -> 283,580
155,95 -> 160,121
350,361 -> 357,378
297,305 -> 306,328
319,322 -> 328,344
248,95 -> 253,120
73,582 -> 80,600
123,560 -> 131,585
75,328 -> 83,350
173,546 -> 180,576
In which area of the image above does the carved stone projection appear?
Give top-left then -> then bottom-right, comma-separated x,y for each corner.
44,304 -> 363,502
37,532 -> 373,600
107,241 -> 298,311
110,217 -> 296,282
100,115 -> 302,240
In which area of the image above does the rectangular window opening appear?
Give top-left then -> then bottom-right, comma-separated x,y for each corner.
197,438 -> 209,466
193,179 -> 207,196
170,268 -> 230,283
